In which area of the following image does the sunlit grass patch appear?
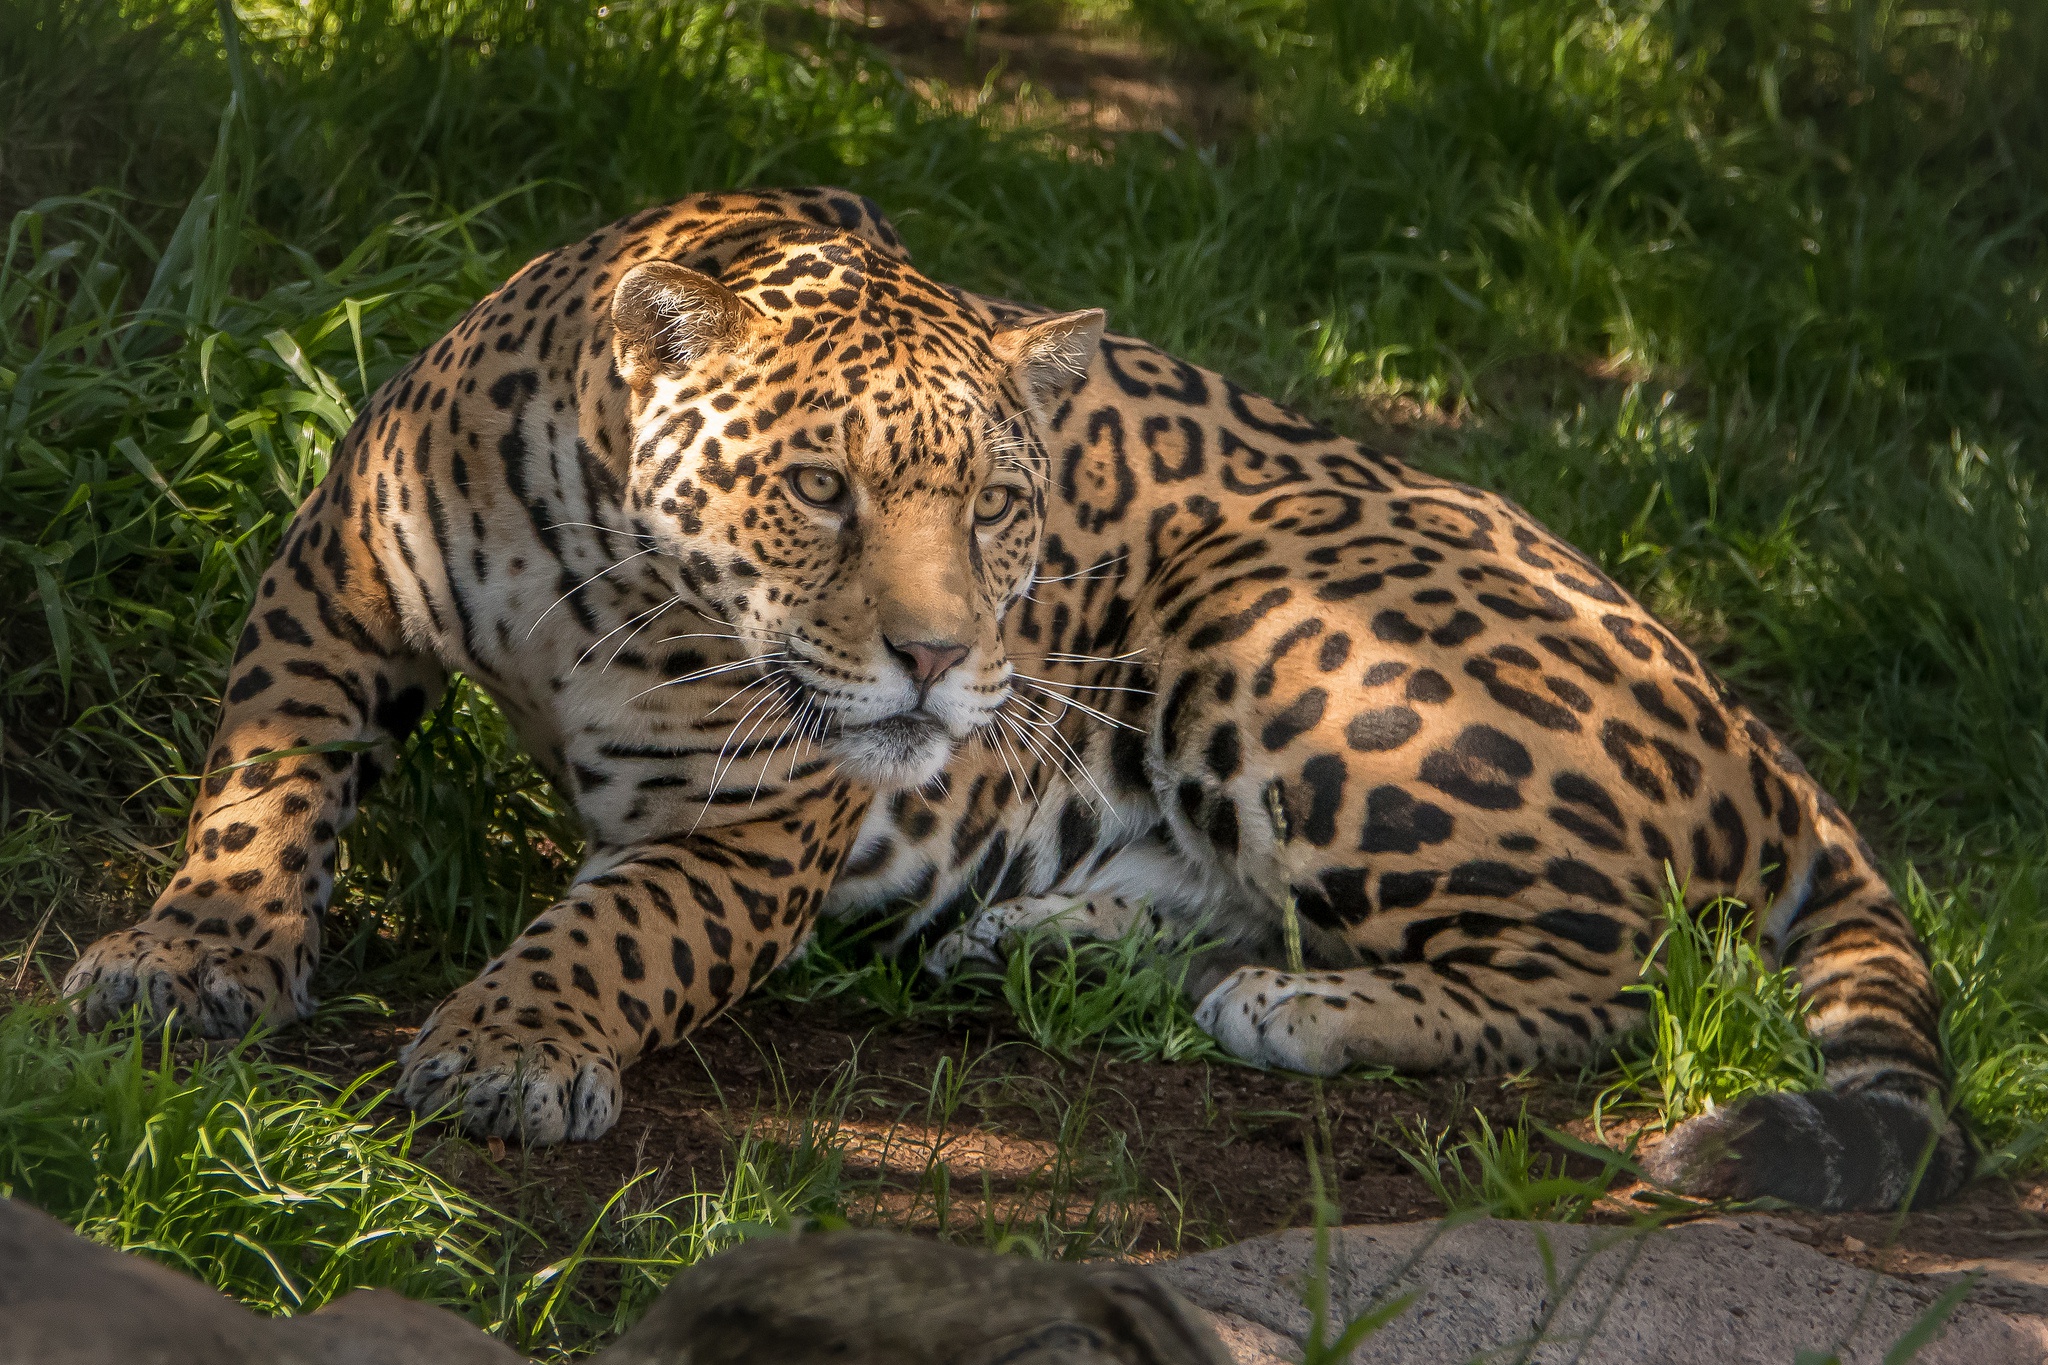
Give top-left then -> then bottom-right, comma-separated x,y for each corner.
1602,876 -> 1826,1132
771,903 -> 1224,1064
1586,857 -> 2048,1168
762,908 -> 980,1024
1908,853 -> 2048,1167
1393,1110 -> 1627,1225
996,918 -> 1224,1064
0,1003 -> 493,1315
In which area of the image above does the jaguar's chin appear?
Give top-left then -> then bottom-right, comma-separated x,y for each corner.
828,712 -> 958,789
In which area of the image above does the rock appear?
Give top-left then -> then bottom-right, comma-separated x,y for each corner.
281,1288 -> 531,1365
16,1191 -> 2045,1365
2,1195 -> 276,1365
0,1200 -> 1230,1365
594,1229 -> 1233,1364
1154,1218 -> 2048,1365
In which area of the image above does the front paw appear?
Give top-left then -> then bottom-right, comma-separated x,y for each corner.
62,924 -> 312,1036
395,983 -> 623,1144
1193,966 -> 1355,1075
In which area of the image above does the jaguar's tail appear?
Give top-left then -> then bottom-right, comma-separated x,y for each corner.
1644,832 -> 1975,1212
1641,1087 -> 1975,1211
1630,818 -> 1982,1211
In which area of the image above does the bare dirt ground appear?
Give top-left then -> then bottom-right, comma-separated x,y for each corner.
787,0 -> 1246,142
303,993 -> 1521,1254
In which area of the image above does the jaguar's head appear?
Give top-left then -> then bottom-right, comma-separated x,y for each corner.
610,233 -> 1103,790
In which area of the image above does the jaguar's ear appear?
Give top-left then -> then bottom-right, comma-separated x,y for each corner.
991,308 -> 1106,414
611,262 -> 757,392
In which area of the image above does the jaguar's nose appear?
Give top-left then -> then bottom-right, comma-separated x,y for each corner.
885,638 -> 970,691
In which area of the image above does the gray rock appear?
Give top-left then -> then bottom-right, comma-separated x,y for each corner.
16,1192 -> 2047,1365
595,1229 -> 1234,1364
1154,1217 -> 2048,1364
281,1288 -> 532,1365
0,1199 -> 1230,1365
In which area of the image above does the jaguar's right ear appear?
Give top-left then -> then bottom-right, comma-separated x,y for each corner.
611,262 -> 757,393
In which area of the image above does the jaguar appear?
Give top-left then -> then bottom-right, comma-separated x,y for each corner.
64,187 -> 1970,1211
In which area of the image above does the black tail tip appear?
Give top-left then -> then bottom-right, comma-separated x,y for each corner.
1641,1089 -> 1975,1212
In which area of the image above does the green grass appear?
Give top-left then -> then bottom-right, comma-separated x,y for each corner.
0,1003 -> 495,1315
762,909 -> 979,1024
0,1002 -> 1186,1358
996,922 -> 1225,1064
1604,876 -> 1828,1127
4,0 -> 2048,1349
1394,1110 -> 1633,1225
768,900 -> 1223,1063
1909,852 -> 2048,1163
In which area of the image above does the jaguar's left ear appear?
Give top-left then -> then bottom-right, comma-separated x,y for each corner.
991,308 -> 1106,414
611,261 -> 760,393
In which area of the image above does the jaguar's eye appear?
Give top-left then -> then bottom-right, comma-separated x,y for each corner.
974,484 -> 1017,524
790,466 -> 847,507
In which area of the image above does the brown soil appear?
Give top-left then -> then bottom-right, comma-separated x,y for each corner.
308,992 -> 1534,1256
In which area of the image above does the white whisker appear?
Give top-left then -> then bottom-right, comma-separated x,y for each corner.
983,717 -> 1037,806
1030,554 -> 1127,586
1025,710 -> 1117,812
782,696 -> 817,781
700,664 -> 788,716
1000,693 -> 1121,811
1000,647 -> 1153,675
1014,678 -> 1144,731
693,679 -> 795,827
1010,669 -> 1157,698
753,691 -> 812,803
1000,709 -> 1110,812
573,595 -> 683,671
526,546 -> 662,639
625,653 -> 780,704
543,520 -> 659,541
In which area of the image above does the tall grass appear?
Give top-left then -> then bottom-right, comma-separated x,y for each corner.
1909,852 -> 2048,1163
2,0 -> 2046,1336
1605,877 -> 1828,1127
5,1 -> 2040,936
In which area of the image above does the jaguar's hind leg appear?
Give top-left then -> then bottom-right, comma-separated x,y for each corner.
923,892 -> 1151,976
922,835 -> 1232,977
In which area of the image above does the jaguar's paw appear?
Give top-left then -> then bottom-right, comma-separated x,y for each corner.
395,985 -> 623,1144
63,924 -> 311,1036
1193,966 -> 1358,1076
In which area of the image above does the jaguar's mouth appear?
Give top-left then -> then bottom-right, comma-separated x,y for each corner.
827,709 -> 957,789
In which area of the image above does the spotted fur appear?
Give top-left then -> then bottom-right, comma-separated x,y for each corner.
64,189 -> 1969,1208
